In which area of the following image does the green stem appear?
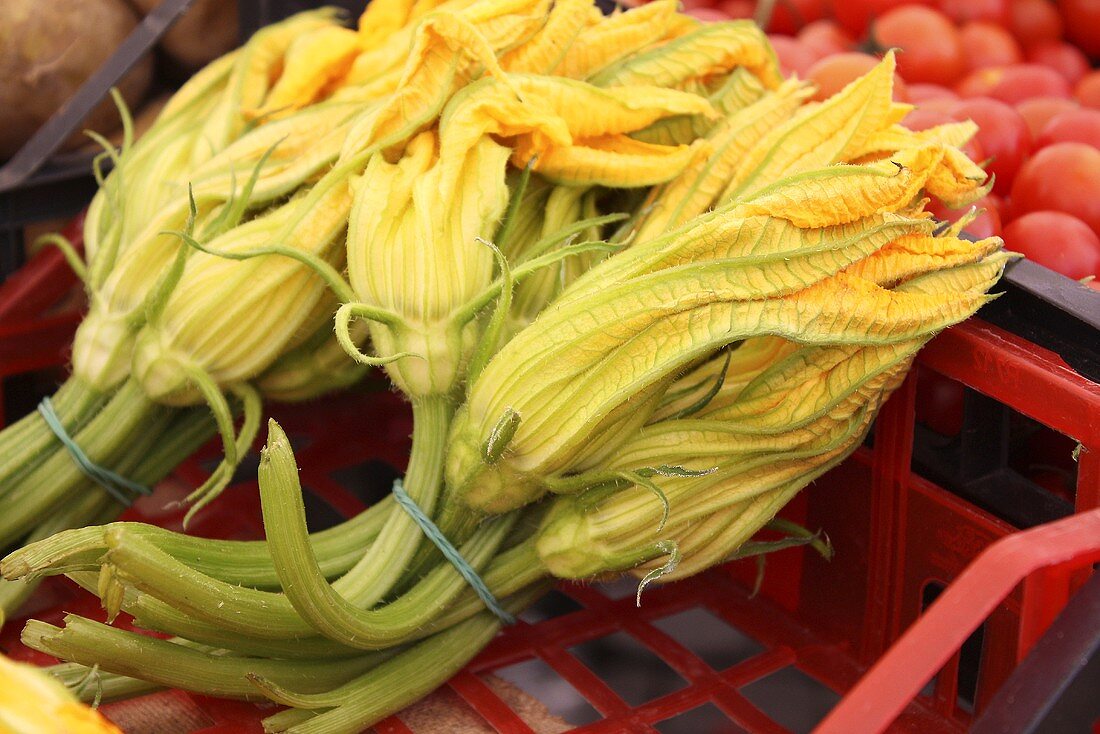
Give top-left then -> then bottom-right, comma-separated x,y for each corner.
58,530 -> 546,658
23,614 -> 396,700
332,395 -> 454,606
97,507 -> 519,649
0,378 -> 107,492
256,584 -> 550,734
0,380 -> 164,547
0,491 -> 114,626
49,662 -> 161,703
0,404 -> 214,625
4,500 -> 388,589
258,418 -> 519,647
64,571 -> 366,659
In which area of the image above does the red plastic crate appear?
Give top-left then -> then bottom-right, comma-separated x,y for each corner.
0,244 -> 1097,734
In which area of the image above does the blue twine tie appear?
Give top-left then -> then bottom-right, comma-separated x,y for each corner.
391,479 -> 515,625
38,397 -> 153,506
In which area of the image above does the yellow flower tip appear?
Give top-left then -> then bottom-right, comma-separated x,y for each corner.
0,655 -> 122,734
879,48 -> 898,72
247,25 -> 362,120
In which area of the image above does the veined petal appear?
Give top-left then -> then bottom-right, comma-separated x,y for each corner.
925,145 -> 992,207
731,147 -> 946,228
556,0 -> 678,79
590,21 -> 782,91
500,0 -> 594,73
706,341 -> 922,431
650,336 -> 798,421
515,134 -> 704,186
841,233 -> 1003,288
248,26 -> 362,119
566,210 -> 931,308
723,51 -> 900,200
635,80 -> 810,239
511,75 -> 717,137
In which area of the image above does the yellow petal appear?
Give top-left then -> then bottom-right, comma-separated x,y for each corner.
249,26 -> 362,119
517,134 -> 705,186
635,79 -> 809,238
514,75 -> 716,137
556,0 -> 678,79
841,233 -> 1003,288
732,146 -> 946,228
0,655 -> 122,734
723,51 -> 900,199
925,145 -> 993,207
590,21 -> 782,91
501,0 -> 602,74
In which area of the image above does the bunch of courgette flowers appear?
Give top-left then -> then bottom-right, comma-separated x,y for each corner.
3,0 -> 1007,732
0,9 -> 386,624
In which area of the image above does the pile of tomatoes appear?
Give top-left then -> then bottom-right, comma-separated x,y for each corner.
681,0 -> 1100,287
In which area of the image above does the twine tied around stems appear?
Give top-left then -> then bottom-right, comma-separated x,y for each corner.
392,479 -> 515,624
38,397 -> 152,505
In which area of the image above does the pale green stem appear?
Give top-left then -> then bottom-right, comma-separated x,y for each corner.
0,379 -> 107,492
255,584 -> 549,734
0,380 -> 167,548
0,406 -> 215,624
23,614 -> 396,700
330,395 -> 453,607
257,419 -> 519,647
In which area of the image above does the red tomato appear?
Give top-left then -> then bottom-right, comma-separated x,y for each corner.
902,108 -> 987,162
1058,0 -> 1100,57
873,5 -> 966,85
901,108 -> 954,130
679,0 -> 716,10
950,98 -> 1033,194
956,64 -> 1072,104
937,0 -> 1011,24
687,6 -> 733,21
907,83 -> 960,104
797,19 -> 855,60
927,195 -> 1003,238
768,35 -> 818,77
916,97 -> 966,115
1035,109 -> 1100,149
831,0 -> 932,37
959,22 -> 1024,72
1026,41 -> 1090,86
1076,72 -> 1100,109
1010,0 -> 1065,48
1010,143 -> 1100,236
716,0 -> 754,17
807,52 -> 908,102
765,0 -> 827,33
915,369 -> 965,436
1016,96 -> 1080,137
1002,211 -> 1100,279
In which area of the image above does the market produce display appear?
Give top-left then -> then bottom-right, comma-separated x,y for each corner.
683,0 -> 1100,287
0,0 -> 1034,731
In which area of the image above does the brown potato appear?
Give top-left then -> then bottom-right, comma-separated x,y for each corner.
0,0 -> 153,159
129,0 -> 239,71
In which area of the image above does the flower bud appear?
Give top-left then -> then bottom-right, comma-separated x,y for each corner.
447,195 -> 1003,513
131,184 -> 350,405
